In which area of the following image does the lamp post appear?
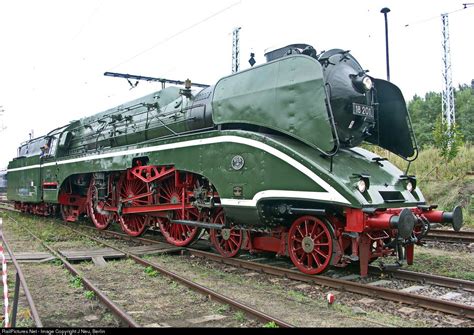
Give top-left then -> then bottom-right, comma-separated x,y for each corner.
381,7 -> 391,81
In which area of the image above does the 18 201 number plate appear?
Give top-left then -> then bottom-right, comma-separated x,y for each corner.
352,103 -> 374,119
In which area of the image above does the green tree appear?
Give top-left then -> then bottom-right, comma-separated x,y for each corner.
408,92 -> 441,148
454,85 -> 474,144
432,116 -> 464,161
408,85 -> 473,147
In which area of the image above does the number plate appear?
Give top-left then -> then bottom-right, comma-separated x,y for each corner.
352,103 -> 374,119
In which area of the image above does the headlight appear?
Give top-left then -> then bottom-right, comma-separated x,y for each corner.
406,178 -> 416,192
351,74 -> 373,93
357,179 -> 368,193
362,76 -> 373,91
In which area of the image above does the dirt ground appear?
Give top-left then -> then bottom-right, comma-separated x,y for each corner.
1,210 -> 472,328
0,212 -> 259,327
145,253 -> 425,327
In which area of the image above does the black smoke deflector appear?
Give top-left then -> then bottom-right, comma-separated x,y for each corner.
367,79 -> 417,160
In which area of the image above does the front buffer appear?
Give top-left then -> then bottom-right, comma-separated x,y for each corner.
343,205 -> 462,276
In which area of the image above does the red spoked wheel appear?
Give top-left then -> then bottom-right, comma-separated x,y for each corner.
117,171 -> 152,236
210,209 -> 243,258
157,176 -> 202,246
118,214 -> 150,237
60,204 -> 79,222
87,177 -> 114,230
288,215 -> 334,275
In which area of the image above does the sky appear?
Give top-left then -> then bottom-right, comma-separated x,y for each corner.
0,0 -> 473,168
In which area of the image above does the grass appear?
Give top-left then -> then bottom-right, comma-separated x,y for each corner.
50,258 -> 63,266
233,311 -> 246,323
263,321 -> 279,328
215,304 -> 231,315
365,144 -> 473,227
144,266 -> 159,277
287,290 -> 310,303
408,246 -> 474,281
168,281 -> 180,290
69,275 -> 83,289
84,290 -> 95,300
331,302 -> 426,328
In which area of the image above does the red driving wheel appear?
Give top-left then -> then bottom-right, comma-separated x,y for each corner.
157,176 -> 202,246
117,171 -> 151,236
210,209 -> 243,258
87,176 -> 114,230
288,215 -> 334,275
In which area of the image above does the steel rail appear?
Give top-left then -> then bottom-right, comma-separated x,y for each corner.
424,229 -> 474,243
6,210 -> 473,321
60,224 -> 294,328
77,224 -> 168,245
0,231 -> 43,327
7,216 -> 140,328
71,223 -> 474,319
73,223 -> 474,294
368,267 -> 474,293
184,249 -> 474,319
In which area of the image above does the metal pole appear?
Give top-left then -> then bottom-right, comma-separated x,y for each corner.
381,7 -> 391,81
11,273 -> 20,327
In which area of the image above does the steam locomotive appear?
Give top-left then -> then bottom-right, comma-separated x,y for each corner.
7,43 -> 463,276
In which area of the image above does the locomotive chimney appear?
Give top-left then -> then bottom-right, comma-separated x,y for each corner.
180,79 -> 193,98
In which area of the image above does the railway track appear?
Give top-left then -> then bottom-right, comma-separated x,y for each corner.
2,208 -> 473,325
424,229 -> 474,244
0,227 -> 42,327
81,224 -> 474,292
184,249 -> 474,319
4,214 -> 294,328
68,221 -> 474,320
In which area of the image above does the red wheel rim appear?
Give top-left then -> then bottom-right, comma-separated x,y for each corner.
288,216 -> 333,275
158,209 -> 202,246
157,176 -> 201,246
117,172 -> 151,236
210,210 -> 242,257
87,179 -> 113,230
118,214 -> 149,237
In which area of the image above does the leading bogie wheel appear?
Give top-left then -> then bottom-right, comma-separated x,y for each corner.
287,215 -> 334,275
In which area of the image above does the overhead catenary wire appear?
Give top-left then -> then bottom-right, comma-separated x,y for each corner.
404,3 -> 474,131
404,3 -> 473,28
108,1 -> 241,71
71,0 -> 104,41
